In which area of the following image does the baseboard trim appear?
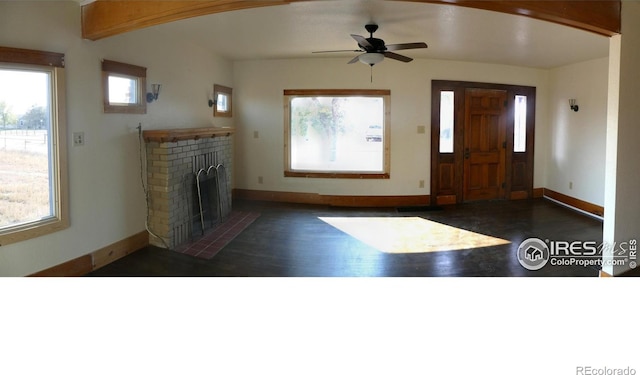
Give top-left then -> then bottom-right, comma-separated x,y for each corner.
29,230 -> 149,277
233,189 -> 325,205
92,230 -> 149,270
234,188 -> 602,215
532,188 -> 544,198
233,189 -> 430,207
29,254 -> 93,277
542,188 -> 604,218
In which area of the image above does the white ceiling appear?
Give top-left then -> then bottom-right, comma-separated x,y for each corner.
147,0 -> 610,69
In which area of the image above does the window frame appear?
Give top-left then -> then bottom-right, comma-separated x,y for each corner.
102,59 -> 147,114
0,46 -> 69,246
283,89 -> 391,179
213,84 -> 233,117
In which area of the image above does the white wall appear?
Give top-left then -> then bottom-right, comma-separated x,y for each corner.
546,57 -> 609,206
0,1 -> 233,276
233,57 -> 549,196
603,1 -> 640,275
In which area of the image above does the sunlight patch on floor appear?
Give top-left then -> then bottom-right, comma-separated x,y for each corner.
318,216 -> 510,254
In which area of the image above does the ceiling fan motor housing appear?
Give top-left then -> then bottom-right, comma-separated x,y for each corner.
363,24 -> 386,51
363,38 -> 386,52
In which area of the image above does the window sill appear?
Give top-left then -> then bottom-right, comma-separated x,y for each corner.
284,171 -> 389,179
0,216 -> 69,247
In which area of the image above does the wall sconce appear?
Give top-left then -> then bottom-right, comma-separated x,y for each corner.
208,95 -> 215,108
569,99 -> 579,112
146,83 -> 161,103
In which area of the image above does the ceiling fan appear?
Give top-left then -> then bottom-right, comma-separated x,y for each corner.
313,24 -> 428,66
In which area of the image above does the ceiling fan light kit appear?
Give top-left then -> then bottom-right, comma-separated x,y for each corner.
359,53 -> 384,66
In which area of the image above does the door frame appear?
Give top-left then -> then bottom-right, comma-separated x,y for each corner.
430,80 -> 536,205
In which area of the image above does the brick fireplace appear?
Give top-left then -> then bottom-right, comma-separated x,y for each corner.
143,127 -> 234,249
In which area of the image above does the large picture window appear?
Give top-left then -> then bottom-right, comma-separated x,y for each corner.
0,46 -> 69,246
284,89 -> 390,179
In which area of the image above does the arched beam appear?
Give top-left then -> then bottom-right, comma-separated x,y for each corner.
81,0 -> 293,40
81,0 -> 620,41
418,0 -> 620,36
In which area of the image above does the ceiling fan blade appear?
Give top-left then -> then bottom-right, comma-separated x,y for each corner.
351,34 -> 373,50
347,55 -> 361,64
312,49 -> 363,54
385,42 -> 428,51
383,51 -> 413,63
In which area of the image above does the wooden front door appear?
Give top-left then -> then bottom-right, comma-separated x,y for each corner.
431,81 -> 536,205
463,89 -> 507,201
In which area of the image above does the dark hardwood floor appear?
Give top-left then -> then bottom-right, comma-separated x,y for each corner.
88,198 -> 605,277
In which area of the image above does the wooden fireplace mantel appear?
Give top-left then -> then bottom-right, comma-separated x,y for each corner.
142,127 -> 235,143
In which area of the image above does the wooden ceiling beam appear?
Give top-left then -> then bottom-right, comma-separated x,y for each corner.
415,0 -> 620,37
81,0 -> 292,41
81,0 -> 620,41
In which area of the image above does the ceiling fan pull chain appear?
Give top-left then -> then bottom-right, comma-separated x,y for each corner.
370,65 -> 373,83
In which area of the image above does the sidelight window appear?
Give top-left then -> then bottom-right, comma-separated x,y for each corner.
439,91 -> 454,153
514,95 -> 527,152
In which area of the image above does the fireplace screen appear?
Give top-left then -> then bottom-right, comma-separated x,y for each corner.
193,163 -> 231,237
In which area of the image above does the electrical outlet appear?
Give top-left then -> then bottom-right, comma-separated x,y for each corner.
569,181 -> 573,190
258,176 -> 263,184
419,180 -> 425,188
417,126 -> 426,134
254,130 -> 259,139
73,132 -> 85,146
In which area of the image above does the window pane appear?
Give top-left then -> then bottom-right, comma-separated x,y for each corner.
0,68 -> 54,228
514,95 -> 527,152
289,96 -> 384,172
216,93 -> 228,112
439,91 -> 454,153
108,75 -> 137,104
